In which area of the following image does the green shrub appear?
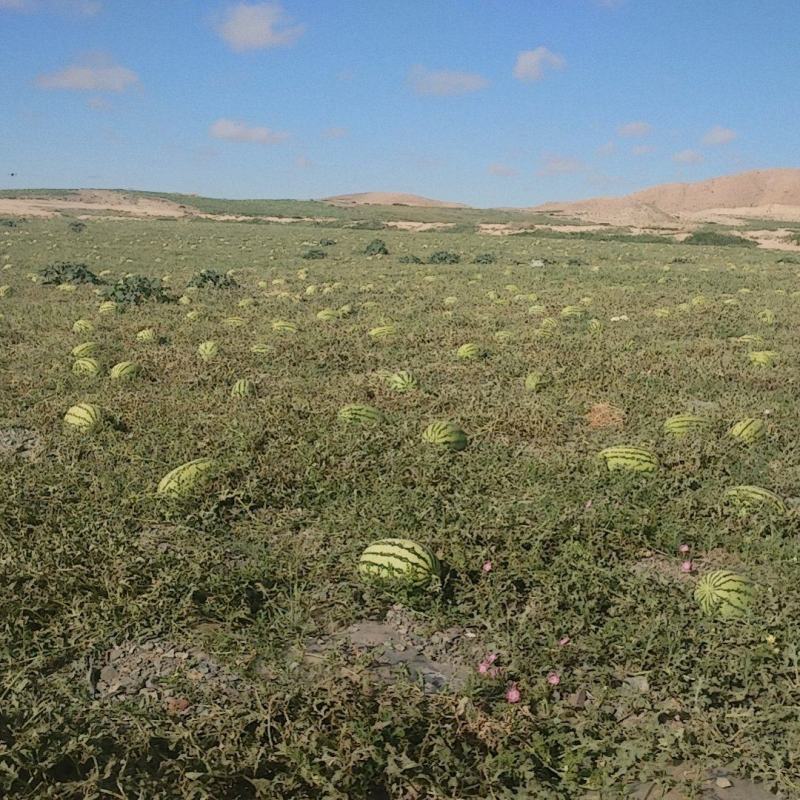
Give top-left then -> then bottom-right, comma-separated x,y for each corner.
318,238 -> 337,247
683,231 -> 756,247
68,221 -> 86,233
473,253 -> 496,264
301,248 -> 327,260
187,269 -> 238,289
40,261 -> 102,285
397,255 -> 422,264
0,218 -> 19,228
364,238 -> 389,256
428,250 -> 460,264
103,275 -> 175,305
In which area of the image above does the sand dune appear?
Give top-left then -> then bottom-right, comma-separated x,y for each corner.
323,192 -> 467,208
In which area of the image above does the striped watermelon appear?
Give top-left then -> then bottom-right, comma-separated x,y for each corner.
528,304 -> 546,316
157,458 -> 216,497
694,570 -> 754,620
587,318 -> 602,334
0,285 -> 11,298
736,334 -> 763,345
178,295 -> 192,306
272,320 -> 297,334
443,296 -> 458,307
723,485 -> 786,514
71,342 -> 97,358
224,316 -> 246,328
663,414 -> 709,437
456,342 -> 481,360
494,330 -> 513,342
749,350 -> 777,367
72,319 -> 94,334
422,421 -> 468,451
599,446 -> 659,473
338,404 -> 385,424
109,361 -> 139,380
250,342 -> 271,355
369,324 -> 397,339
231,378 -> 255,398
524,371 -> 550,392
72,357 -> 101,376
316,308 -> 339,321
63,403 -> 103,432
653,308 -> 671,318
758,309 -> 776,325
136,328 -> 156,343
560,305 -> 583,318
98,301 -> 117,315
385,370 -> 417,392
728,418 -> 765,444
358,538 -> 440,587
197,340 -> 218,360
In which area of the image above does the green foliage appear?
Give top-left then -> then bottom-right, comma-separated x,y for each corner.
397,254 -> 422,264
683,230 -> 757,247
68,221 -> 86,233
187,268 -> 238,289
301,248 -> 327,260
1,217 -> 20,228
39,261 -> 102,285
428,250 -> 461,264
364,238 -> 389,256
103,274 -> 175,305
473,252 -> 496,264
318,238 -> 337,246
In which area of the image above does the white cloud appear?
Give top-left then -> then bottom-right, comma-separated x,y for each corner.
209,118 -> 289,144
409,65 -> 489,96
217,2 -> 304,52
1,0 -> 101,13
673,149 -> 704,164
597,140 -> 615,157
513,47 -> 566,82
323,126 -> 348,139
488,163 -> 518,177
632,144 -> 654,156
538,154 -> 584,176
702,125 -> 737,145
36,55 -> 138,92
618,120 -> 652,137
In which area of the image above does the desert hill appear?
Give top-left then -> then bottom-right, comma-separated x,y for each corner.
323,192 -> 467,208
534,168 -> 800,226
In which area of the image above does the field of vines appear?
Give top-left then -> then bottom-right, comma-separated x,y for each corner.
1,217 -> 798,798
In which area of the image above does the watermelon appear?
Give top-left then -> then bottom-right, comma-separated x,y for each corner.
71,342 -> 97,358
136,328 -> 156,342
358,538 -> 440,587
231,378 -> 255,398
316,308 -> 339,321
749,350 -> 778,367
178,295 -> 192,306
723,485 -> 786,514
524,371 -> 550,392
72,357 -> 101,376
758,309 -> 776,325
368,324 -> 397,339
385,370 -> 417,392
72,319 -> 94,335
694,570 -> 754,620
422,421 -> 468,451
197,340 -> 218,360
338,404 -> 384,424
735,334 -> 763,345
185,309 -> 201,321
456,342 -> 481,360
250,342 -> 271,355
560,305 -> 583,318
109,361 -> 139,381
587,318 -> 602,334
599,446 -> 659,473
63,403 -> 103,432
728,418 -> 765,444
157,458 -> 216,498
0,285 -> 11,298
224,316 -> 246,328
272,319 -> 297,334
662,414 -> 709,437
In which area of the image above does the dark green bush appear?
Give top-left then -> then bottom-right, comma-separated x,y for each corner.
103,275 -> 175,305
0,218 -> 19,228
318,238 -> 337,247
428,250 -> 460,264
68,221 -> 86,233
365,238 -> 389,256
187,269 -> 238,289
473,253 -> 496,264
397,255 -> 422,264
301,248 -> 327,260
40,261 -> 102,285
683,231 -> 756,247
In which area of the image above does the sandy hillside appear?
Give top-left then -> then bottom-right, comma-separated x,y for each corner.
0,190 -> 188,219
324,192 -> 467,208
535,169 -> 800,226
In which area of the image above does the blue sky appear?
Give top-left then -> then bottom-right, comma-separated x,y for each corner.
2,0 -> 799,206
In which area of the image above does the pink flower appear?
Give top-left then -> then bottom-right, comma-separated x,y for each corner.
678,543 -> 690,554
547,671 -> 560,686
558,636 -> 571,647
478,662 -> 489,674
681,560 -> 693,573
505,682 -> 521,703
478,653 -> 498,674
482,560 -> 493,573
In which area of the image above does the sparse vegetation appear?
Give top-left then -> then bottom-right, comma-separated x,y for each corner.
39,260 -> 102,285
428,249 -> 460,264
103,274 -> 175,305
683,230 -> 757,247
187,268 -> 238,289
364,238 -> 389,256
301,247 -> 327,260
